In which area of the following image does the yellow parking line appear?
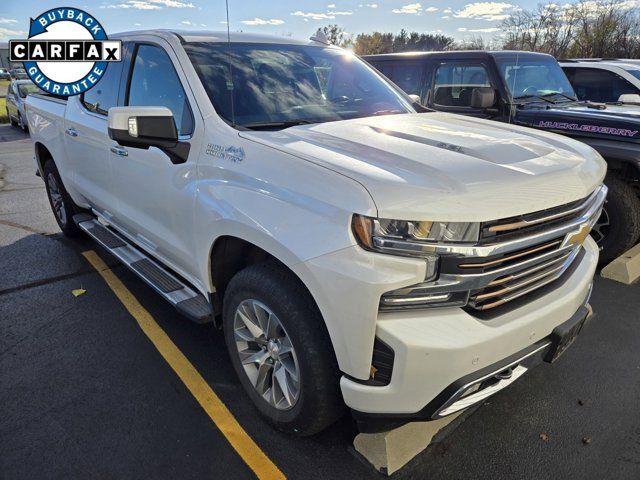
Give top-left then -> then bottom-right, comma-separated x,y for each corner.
82,250 -> 285,480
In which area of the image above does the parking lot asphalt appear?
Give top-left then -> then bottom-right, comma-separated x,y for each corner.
1,123 -> 639,480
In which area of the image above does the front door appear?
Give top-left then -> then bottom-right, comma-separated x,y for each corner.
109,40 -> 200,280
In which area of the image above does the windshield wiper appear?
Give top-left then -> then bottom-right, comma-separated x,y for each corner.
239,120 -> 318,130
513,94 -> 555,104
541,92 -> 577,102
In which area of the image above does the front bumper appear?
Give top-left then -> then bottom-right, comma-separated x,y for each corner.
352,302 -> 591,432
340,236 -> 598,427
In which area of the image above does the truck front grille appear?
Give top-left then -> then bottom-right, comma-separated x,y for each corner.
460,189 -> 604,312
395,185 -> 607,316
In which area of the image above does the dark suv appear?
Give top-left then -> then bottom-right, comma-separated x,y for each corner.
364,50 -> 640,264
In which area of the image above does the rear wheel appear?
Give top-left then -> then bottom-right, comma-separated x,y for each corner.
593,173 -> 640,266
8,109 -> 17,127
223,261 -> 344,436
43,159 -> 83,237
17,113 -> 27,132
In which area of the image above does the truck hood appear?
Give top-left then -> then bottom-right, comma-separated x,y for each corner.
241,113 -> 606,221
516,102 -> 640,142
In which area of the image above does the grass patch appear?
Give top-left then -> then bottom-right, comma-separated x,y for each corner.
1,78 -> 10,123
0,96 -> 8,124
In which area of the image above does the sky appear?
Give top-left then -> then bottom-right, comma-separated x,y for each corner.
0,0 -> 599,44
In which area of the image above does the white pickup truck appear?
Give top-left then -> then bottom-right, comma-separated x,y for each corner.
27,30 -> 607,435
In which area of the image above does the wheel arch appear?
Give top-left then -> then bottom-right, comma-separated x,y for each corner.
34,141 -> 53,176
208,235 -> 315,326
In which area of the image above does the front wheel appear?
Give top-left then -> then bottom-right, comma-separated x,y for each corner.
223,261 -> 344,436
592,173 -> 640,266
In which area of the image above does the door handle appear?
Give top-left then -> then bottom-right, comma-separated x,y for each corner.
110,145 -> 128,157
65,127 -> 78,137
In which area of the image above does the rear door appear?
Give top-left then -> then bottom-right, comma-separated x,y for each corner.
63,59 -> 124,212
108,39 -> 201,278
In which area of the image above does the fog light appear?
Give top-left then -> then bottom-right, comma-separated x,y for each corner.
379,289 -> 469,311
381,292 -> 451,308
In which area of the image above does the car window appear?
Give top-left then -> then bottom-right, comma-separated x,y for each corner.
18,83 -> 43,98
127,44 -> 194,136
376,61 -> 423,96
374,62 -> 393,78
564,67 -> 640,102
433,63 -> 490,107
82,62 -> 122,115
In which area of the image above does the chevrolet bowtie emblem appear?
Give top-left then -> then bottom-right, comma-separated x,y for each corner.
563,222 -> 591,248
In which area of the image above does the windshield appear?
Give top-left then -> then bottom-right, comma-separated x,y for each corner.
495,56 -> 576,100
184,42 -> 414,129
18,83 -> 43,98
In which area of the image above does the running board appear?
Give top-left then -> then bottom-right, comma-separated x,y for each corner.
74,213 -> 212,324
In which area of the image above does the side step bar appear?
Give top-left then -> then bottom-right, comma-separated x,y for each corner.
74,213 -> 212,324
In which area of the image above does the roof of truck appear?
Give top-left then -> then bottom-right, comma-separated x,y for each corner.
111,29 -> 324,46
362,50 -> 555,61
559,60 -> 640,71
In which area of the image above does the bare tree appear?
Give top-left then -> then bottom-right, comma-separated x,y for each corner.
501,0 -> 640,58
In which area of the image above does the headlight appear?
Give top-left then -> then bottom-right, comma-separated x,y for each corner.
352,214 -> 480,255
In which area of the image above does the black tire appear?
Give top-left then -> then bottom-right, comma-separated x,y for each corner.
594,173 -> 640,266
223,261 -> 345,436
8,109 -> 17,127
42,159 -> 83,237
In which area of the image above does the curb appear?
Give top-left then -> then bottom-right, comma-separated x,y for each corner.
601,243 -> 640,284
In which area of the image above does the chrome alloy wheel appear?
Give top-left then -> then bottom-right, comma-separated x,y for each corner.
47,172 -> 67,226
591,206 -> 610,246
233,299 -> 300,410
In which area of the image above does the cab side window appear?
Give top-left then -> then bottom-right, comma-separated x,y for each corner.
374,61 -> 423,96
127,44 -> 194,136
82,62 -> 122,115
433,63 -> 491,108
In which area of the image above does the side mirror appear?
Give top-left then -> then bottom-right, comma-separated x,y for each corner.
408,94 -> 422,104
108,106 -> 178,150
618,93 -> 640,105
470,87 -> 496,109
108,106 -> 190,163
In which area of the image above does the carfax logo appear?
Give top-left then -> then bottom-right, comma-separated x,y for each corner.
9,7 -> 121,96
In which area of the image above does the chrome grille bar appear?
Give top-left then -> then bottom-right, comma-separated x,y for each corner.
469,248 -> 580,309
469,252 -> 579,311
481,187 -> 602,241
